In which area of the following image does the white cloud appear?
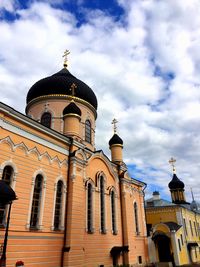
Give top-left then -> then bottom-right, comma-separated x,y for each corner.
0,0 -> 18,13
1,0 -> 200,202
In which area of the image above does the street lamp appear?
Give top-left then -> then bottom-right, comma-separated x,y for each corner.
0,180 -> 17,267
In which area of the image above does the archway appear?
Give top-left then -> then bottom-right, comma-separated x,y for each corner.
153,233 -> 172,262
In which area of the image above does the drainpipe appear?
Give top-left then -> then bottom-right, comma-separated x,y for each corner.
61,137 -> 73,267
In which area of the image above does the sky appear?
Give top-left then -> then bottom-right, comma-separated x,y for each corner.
0,0 -> 200,201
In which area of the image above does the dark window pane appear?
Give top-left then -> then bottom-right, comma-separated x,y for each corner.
111,191 -> 117,234
54,180 -> 63,230
85,120 -> 91,143
30,175 -> 43,229
41,112 -> 51,128
134,202 -> 139,235
100,176 -> 105,233
87,183 -> 93,233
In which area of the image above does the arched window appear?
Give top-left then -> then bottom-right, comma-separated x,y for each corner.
100,176 -> 106,233
85,120 -> 91,143
30,174 -> 43,229
54,180 -> 63,230
134,202 -> 139,235
0,166 -> 13,225
111,190 -> 117,235
87,183 -> 93,233
41,112 -> 51,128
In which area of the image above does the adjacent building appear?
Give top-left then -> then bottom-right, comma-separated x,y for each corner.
145,159 -> 200,266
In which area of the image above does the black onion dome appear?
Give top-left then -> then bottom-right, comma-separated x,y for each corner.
168,174 -> 185,189
63,101 -> 82,116
26,68 -> 98,109
109,133 -> 123,146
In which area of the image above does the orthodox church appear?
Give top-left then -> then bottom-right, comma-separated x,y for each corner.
0,52 -> 149,267
145,158 -> 200,266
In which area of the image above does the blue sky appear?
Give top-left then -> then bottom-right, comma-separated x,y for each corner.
1,0 -> 200,201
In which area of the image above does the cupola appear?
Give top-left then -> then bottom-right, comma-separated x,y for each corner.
109,119 -> 123,163
168,157 -> 187,204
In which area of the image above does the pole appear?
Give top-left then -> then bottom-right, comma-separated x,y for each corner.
0,202 -> 12,267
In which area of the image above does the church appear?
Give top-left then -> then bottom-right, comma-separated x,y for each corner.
0,52 -> 149,267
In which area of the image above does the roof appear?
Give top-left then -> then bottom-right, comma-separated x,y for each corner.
63,101 -> 82,116
164,221 -> 182,231
109,133 -> 123,146
168,173 -> 185,189
145,198 -> 176,208
26,68 -> 98,110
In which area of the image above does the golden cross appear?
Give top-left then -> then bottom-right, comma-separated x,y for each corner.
63,49 -> 70,68
70,83 -> 77,97
169,157 -> 176,173
112,118 -> 118,134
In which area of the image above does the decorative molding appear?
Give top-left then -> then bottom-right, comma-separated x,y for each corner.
0,136 -> 68,166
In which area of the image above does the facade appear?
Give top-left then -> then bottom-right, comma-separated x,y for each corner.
145,161 -> 200,266
0,55 -> 149,267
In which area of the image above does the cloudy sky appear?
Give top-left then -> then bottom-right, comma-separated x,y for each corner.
1,0 -> 200,201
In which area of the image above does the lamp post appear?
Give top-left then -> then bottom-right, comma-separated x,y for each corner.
0,180 -> 17,267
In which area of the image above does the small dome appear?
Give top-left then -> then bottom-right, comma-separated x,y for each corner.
63,101 -> 82,116
153,191 -> 160,196
168,174 -> 185,189
26,68 -> 98,110
109,134 -> 123,146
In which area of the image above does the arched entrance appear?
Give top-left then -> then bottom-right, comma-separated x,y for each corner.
153,232 -> 172,262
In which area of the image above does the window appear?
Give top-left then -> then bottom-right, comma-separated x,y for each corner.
30,174 -> 43,229
111,190 -> 117,234
100,176 -> 106,233
54,180 -> 63,230
134,202 -> 139,235
197,222 -> 200,236
178,239 -> 181,251
87,183 -> 93,233
85,120 -> 91,143
180,234 -> 184,245
41,112 -> 51,128
194,221 -> 198,236
138,256 -> 142,264
189,220 -> 193,236
0,166 -> 13,226
183,218 -> 188,236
